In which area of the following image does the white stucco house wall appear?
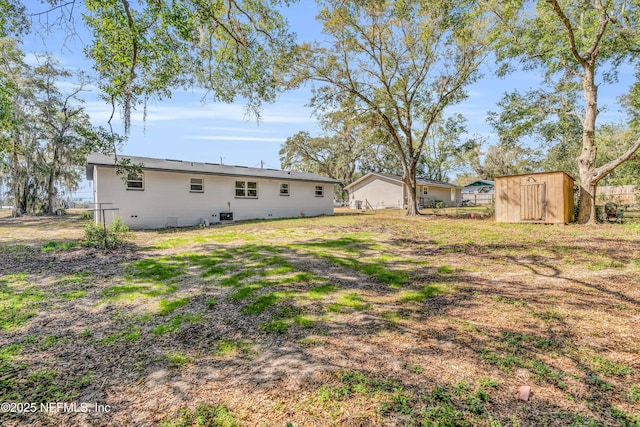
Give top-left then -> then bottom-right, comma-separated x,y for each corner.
86,153 -> 337,229
344,172 -> 462,209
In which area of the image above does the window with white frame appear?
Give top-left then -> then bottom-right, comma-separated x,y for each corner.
190,177 -> 204,192
279,183 -> 290,196
315,185 -> 324,197
126,173 -> 144,190
423,187 -> 429,195
235,180 -> 258,198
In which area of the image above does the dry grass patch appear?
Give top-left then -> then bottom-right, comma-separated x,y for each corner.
0,212 -> 638,426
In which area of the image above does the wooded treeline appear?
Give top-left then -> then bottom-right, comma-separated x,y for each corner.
0,0 -> 639,222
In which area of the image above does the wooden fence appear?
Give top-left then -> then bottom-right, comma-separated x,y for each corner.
596,185 -> 638,207
463,192 -> 494,206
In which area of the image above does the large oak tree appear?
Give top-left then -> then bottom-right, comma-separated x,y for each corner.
289,0 -> 489,215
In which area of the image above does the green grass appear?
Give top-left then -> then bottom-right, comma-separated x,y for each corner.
41,240 -> 77,252
609,406 -> 640,426
292,314 -> 315,327
0,363 -> 90,404
54,271 -> 92,286
300,336 -> 324,346
165,351 -> 194,367
257,305 -> 310,334
0,274 -> 46,330
626,384 -> 640,403
328,292 -> 372,312
399,284 -> 445,303
242,293 -> 281,314
214,340 -> 255,357
324,255 -> 410,286
127,257 -> 186,283
403,363 -> 424,374
220,270 -> 256,287
0,343 -> 23,361
437,265 -> 454,274
60,290 -> 87,300
159,403 -> 238,427
38,334 -> 66,349
158,297 -> 190,315
100,284 -> 179,301
152,313 -> 204,336
259,265 -> 295,276
288,236 -> 411,287
96,327 -> 141,345
259,319 -> 289,333
306,284 -> 338,298
312,369 -> 505,424
589,354 -> 633,377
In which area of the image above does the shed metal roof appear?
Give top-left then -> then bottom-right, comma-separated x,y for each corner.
463,179 -> 495,187
86,153 -> 338,184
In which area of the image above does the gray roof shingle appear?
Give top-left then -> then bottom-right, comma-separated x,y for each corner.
344,172 -> 460,190
86,153 -> 338,184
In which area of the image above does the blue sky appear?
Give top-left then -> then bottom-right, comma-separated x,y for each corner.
20,1 -> 637,200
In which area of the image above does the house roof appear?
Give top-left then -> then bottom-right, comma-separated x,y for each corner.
86,153 -> 338,184
344,172 -> 460,191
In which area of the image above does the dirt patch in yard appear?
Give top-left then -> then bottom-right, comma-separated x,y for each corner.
0,212 -> 639,426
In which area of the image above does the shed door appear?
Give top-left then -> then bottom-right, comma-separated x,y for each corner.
520,181 -> 546,221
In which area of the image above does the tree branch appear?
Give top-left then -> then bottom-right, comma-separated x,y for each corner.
545,0 -> 588,68
594,137 -> 640,183
29,1 -> 76,17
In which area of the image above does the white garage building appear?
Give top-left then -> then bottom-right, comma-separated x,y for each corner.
344,172 -> 462,210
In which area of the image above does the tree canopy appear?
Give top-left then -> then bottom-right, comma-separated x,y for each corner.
82,0 -> 297,132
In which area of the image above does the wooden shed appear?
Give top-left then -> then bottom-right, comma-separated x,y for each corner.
495,171 -> 575,224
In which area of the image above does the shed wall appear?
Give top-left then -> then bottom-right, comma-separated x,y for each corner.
495,172 -> 574,224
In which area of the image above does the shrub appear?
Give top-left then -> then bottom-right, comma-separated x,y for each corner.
84,216 -> 129,249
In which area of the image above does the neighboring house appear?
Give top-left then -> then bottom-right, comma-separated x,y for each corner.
462,179 -> 495,206
86,153 -> 337,229
344,172 -> 462,209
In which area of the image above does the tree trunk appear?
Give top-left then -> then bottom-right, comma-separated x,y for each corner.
48,145 -> 59,215
576,65 -> 599,224
403,172 -> 420,216
48,173 -> 56,215
577,177 -> 597,224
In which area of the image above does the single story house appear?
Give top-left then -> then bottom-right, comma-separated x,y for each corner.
344,172 -> 462,209
462,179 -> 495,206
86,153 -> 337,229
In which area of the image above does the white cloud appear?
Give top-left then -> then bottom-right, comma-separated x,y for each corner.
198,126 -> 272,134
187,136 -> 284,142
81,99 -> 316,126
